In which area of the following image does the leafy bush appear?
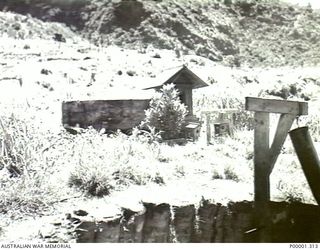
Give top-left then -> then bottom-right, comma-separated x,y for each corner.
142,83 -> 188,140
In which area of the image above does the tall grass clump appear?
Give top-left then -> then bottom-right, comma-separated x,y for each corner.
67,128 -> 166,197
0,114 -> 62,216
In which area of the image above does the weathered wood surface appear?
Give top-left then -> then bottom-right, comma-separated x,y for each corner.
72,201 -> 320,243
96,217 -> 121,243
245,97 -> 308,115
62,99 -> 150,131
172,205 -> 195,242
254,112 -> 270,204
141,203 -> 171,243
246,97 -> 309,242
194,200 -> 220,242
74,220 -> 96,243
268,113 -> 296,174
119,208 -> 146,243
290,127 -> 320,205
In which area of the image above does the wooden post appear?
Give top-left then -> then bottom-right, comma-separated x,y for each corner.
218,112 -> 225,121
289,127 -> 320,205
254,112 -> 270,203
206,114 -> 211,145
245,97 -> 308,242
253,112 -> 271,242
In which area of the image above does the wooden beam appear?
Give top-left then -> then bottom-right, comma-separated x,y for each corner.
268,114 -> 296,175
201,109 -> 238,114
253,111 -> 271,242
254,112 -> 270,203
245,97 -> 308,115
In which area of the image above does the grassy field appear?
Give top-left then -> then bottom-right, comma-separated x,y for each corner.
0,103 -> 318,241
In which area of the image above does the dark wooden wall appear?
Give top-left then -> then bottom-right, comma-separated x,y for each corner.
68,200 -> 320,243
62,99 -> 150,131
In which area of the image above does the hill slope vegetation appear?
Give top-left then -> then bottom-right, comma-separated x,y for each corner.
1,0 -> 320,67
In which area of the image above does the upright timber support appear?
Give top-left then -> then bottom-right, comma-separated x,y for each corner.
290,127 -> 320,205
253,112 -> 270,203
206,114 -> 211,146
245,97 -> 308,242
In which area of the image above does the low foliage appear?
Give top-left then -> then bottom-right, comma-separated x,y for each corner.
67,129 -> 166,197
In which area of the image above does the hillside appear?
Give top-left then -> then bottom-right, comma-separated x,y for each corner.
1,0 -> 320,67
1,0 -> 320,243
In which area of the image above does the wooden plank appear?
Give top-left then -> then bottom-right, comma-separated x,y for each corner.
254,112 -> 270,203
253,112 -> 271,242
142,203 -> 171,243
268,114 -> 296,175
172,205 -> 195,242
119,208 -> 145,243
245,97 -> 308,115
75,221 -> 97,243
201,109 -> 238,114
96,217 -> 121,243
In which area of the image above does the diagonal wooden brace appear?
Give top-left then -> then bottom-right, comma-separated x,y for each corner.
268,113 -> 296,175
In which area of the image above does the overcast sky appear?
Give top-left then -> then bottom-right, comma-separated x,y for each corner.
281,0 -> 320,9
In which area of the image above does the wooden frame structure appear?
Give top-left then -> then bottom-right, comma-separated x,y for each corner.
201,109 -> 238,145
245,97 -> 308,241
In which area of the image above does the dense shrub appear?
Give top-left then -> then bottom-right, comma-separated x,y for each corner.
142,84 -> 188,140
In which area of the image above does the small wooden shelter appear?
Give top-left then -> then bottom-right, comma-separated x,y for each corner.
144,65 -> 209,140
144,65 -> 208,117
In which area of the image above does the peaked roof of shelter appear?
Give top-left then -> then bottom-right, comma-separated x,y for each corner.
143,65 -> 209,90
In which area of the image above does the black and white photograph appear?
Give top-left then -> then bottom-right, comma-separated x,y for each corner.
0,0 -> 320,247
